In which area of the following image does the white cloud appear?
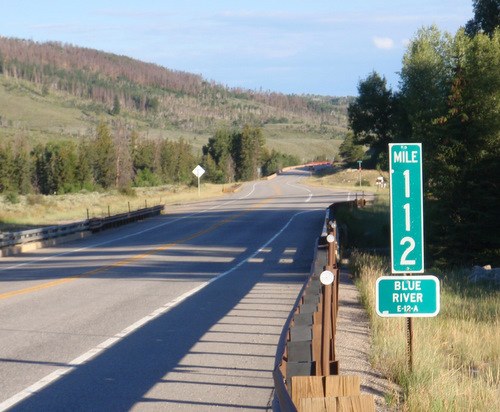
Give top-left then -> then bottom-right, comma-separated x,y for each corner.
373,37 -> 395,50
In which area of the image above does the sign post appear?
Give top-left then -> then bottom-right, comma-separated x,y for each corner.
357,160 -> 362,188
192,165 -> 205,196
382,143 -> 439,372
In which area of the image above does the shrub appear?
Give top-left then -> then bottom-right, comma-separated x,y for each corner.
118,185 -> 137,197
4,191 -> 19,204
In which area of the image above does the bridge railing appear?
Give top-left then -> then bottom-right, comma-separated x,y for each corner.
0,205 -> 164,250
273,197 -> 375,412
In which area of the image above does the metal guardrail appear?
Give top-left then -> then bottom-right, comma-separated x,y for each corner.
0,205 -> 164,249
0,221 -> 89,248
87,205 -> 164,232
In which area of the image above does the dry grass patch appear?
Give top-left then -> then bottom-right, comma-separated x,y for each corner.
307,166 -> 390,192
0,184 -> 226,232
350,251 -> 500,412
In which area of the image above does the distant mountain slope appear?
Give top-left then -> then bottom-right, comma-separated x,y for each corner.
0,36 -> 352,159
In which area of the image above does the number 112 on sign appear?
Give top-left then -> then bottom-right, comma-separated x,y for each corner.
389,143 -> 424,273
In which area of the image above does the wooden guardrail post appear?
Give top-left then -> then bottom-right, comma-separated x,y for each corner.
292,375 -> 375,412
321,282 -> 332,376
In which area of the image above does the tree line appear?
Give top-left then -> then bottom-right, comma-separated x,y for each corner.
0,122 -> 298,197
201,124 -> 299,183
347,2 -> 500,266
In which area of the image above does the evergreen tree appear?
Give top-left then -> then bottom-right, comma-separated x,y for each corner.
339,133 -> 365,165
0,144 -> 15,193
173,137 -> 196,183
76,138 -> 93,190
201,153 -> 223,183
159,139 -> 176,183
223,154 -> 236,183
93,121 -> 116,189
399,25 -> 454,184
113,124 -> 134,188
465,0 -> 500,37
399,26 -> 500,265
237,124 -> 265,181
202,129 -> 233,183
348,71 -> 394,165
14,143 -> 32,195
111,94 -> 121,115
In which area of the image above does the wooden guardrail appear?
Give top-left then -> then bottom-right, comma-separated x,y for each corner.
273,197 -> 374,412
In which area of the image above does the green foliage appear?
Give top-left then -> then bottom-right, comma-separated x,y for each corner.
202,128 -> 234,183
352,25 -> 500,266
261,149 -> 300,176
94,121 -> 115,189
465,0 -> 500,37
0,144 -> 16,193
111,95 -> 121,115
335,193 -> 390,250
338,132 -> 365,165
202,125 -> 273,182
134,168 -> 162,187
0,121 -> 202,197
237,124 -> 266,181
118,185 -> 136,197
145,96 -> 159,114
31,141 -> 79,195
4,191 -> 19,204
348,71 -> 394,158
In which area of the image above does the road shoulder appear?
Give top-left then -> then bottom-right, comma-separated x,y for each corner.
336,268 -> 396,411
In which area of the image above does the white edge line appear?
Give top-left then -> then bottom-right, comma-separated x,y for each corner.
0,208 -> 317,411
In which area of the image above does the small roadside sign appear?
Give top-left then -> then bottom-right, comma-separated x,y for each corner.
192,165 -> 205,196
192,165 -> 205,178
376,275 -> 440,317
389,143 -> 424,273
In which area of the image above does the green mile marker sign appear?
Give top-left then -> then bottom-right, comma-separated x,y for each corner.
389,143 -> 424,273
376,276 -> 440,317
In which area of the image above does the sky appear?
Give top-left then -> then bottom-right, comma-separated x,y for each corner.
0,1 -> 474,96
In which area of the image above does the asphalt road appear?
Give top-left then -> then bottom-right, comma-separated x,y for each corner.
0,168 -> 362,411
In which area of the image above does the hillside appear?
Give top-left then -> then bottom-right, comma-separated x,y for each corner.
0,37 -> 352,160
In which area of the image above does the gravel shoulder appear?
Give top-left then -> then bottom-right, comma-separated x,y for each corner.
335,268 -> 397,411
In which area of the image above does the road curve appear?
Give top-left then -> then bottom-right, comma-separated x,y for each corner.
0,168 -> 362,411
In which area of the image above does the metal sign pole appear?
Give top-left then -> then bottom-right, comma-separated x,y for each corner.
192,165 -> 205,197
407,316 -> 413,372
405,272 -> 413,373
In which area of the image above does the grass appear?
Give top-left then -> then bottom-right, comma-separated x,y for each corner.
307,165 -> 390,192
327,167 -> 499,411
0,183 -> 226,232
345,201 -> 499,412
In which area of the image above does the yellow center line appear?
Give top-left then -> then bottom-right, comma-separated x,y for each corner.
0,194 -> 277,301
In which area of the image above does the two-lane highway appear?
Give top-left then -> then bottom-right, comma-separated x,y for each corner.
0,169 -> 361,411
